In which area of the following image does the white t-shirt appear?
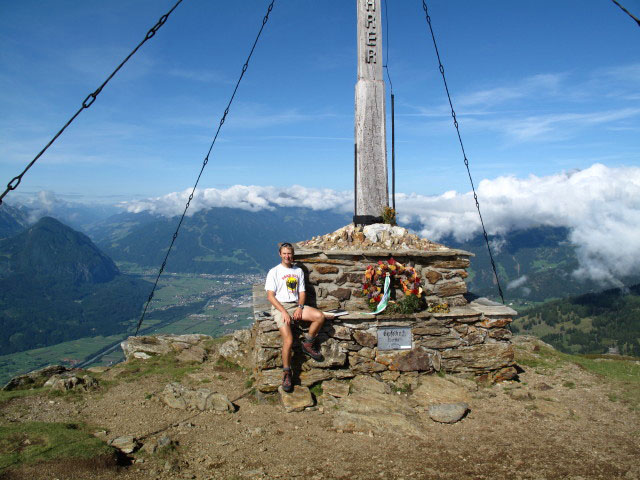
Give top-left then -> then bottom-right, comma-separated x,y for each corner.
264,263 -> 306,303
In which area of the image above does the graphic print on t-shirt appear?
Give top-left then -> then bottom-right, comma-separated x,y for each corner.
285,276 -> 298,293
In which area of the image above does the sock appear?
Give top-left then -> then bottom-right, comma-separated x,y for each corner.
283,367 -> 291,372
304,334 -> 316,343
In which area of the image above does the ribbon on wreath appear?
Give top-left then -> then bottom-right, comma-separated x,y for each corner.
361,274 -> 391,315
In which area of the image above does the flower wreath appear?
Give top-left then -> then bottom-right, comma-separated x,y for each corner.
362,258 -> 423,306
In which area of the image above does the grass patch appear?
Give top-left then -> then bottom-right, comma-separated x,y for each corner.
309,383 -> 323,398
559,352 -> 640,410
46,388 -> 85,402
0,422 -> 114,470
0,388 -> 46,406
203,336 -> 231,349
515,345 -> 565,371
516,342 -> 640,411
0,334 -> 127,386
390,383 -> 411,394
215,358 -> 243,372
115,355 -> 199,383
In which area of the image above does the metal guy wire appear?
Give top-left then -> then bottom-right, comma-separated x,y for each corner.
0,0 -> 185,206
134,0 -> 276,336
610,0 -> 640,27
420,0 -> 505,304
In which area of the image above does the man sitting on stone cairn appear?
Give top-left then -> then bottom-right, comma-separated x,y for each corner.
265,242 -> 324,393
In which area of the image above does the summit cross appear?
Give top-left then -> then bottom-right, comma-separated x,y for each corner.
354,0 -> 388,225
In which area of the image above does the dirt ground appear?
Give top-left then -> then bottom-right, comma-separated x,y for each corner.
1,338 -> 639,480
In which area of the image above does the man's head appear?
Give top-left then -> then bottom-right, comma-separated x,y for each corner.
279,242 -> 294,267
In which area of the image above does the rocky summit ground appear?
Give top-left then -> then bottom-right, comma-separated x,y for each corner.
1,335 -> 639,480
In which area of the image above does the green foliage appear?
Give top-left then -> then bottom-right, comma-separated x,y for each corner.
516,284 -> 640,357
0,422 -> 114,470
381,207 -> 397,226
390,383 -> 411,394
0,217 -> 152,356
515,345 -> 565,371
0,388 -> 46,406
448,226 -> 640,302
309,383 -> 323,397
384,295 -> 424,314
0,274 -> 150,355
91,207 -> 351,274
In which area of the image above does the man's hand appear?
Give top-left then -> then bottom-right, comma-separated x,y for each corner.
293,306 -> 303,321
282,311 -> 292,325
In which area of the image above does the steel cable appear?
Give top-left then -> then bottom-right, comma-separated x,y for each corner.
0,0 -> 185,206
382,0 -> 393,92
134,0 -> 276,336
611,0 -> 640,27
420,0 -> 505,304
382,0 -> 396,211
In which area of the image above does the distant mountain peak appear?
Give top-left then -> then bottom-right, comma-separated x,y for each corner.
0,203 -> 30,239
0,216 -> 119,284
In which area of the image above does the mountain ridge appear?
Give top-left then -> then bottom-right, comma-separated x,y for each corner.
0,217 -> 150,355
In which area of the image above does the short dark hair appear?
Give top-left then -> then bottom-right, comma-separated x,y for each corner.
279,242 -> 294,253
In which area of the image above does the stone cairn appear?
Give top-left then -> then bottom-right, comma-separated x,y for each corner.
251,224 -> 517,392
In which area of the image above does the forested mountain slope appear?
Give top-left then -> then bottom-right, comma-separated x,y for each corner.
90,207 -> 352,273
514,284 -> 640,356
447,226 -> 640,302
0,217 -> 150,354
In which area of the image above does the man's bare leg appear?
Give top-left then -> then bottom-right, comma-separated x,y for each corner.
279,324 -> 294,392
300,306 -> 325,336
299,306 -> 325,360
279,324 -> 293,368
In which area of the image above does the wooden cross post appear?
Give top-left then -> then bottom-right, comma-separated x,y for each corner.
354,0 -> 388,225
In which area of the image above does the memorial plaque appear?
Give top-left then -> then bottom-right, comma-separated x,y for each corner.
377,327 -> 412,351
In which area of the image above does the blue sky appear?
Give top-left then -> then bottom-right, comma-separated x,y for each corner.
1,0 -> 639,205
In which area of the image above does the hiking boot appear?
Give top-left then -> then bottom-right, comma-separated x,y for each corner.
282,370 -> 293,393
301,340 -> 324,361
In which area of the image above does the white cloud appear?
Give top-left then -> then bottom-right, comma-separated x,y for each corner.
501,108 -> 640,142
507,275 -> 528,290
121,163 -> 640,285
457,73 -> 564,108
121,185 -> 352,217
20,190 -> 59,223
167,68 -> 230,84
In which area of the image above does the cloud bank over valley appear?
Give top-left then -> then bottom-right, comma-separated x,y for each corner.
118,164 -> 640,286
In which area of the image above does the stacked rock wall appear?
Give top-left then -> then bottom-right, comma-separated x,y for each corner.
252,285 -> 517,392
294,223 -> 474,310
296,249 -> 471,311
251,224 -> 517,392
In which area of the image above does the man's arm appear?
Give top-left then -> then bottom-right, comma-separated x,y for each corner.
267,290 -> 292,326
293,291 -> 306,320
